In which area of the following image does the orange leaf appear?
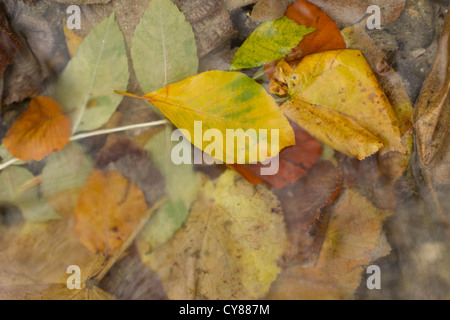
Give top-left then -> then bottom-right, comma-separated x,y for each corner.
3,96 -> 71,161
265,0 -> 346,79
74,169 -> 149,257
228,122 -> 322,189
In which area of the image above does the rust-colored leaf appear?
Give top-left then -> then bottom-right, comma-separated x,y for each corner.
265,0 -> 346,79
74,169 -> 149,257
228,122 -> 323,188
2,96 -> 71,162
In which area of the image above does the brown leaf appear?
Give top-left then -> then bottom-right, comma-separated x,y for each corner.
265,0 -> 346,80
250,0 -> 293,22
273,160 -> 343,264
95,137 -> 167,207
308,0 -> 406,28
2,96 -> 71,161
414,10 -> 450,185
228,122 -> 323,188
74,169 -> 149,257
0,5 -> 20,77
267,189 -> 392,299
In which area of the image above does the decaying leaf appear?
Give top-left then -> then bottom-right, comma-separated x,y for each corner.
74,169 -> 149,257
2,96 -> 71,162
267,189 -> 392,299
56,12 -> 128,133
230,16 -> 315,70
131,0 -> 198,93
118,71 -> 295,164
228,122 -> 323,188
274,50 -> 404,159
137,170 -> 288,299
0,200 -> 112,300
265,0 -> 346,80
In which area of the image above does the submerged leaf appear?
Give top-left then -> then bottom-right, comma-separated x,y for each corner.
41,142 -> 94,198
56,12 -> 128,133
131,0 -> 198,93
74,169 -> 148,257
138,170 -> 287,299
230,16 -> 315,71
140,128 -> 197,251
3,96 -> 71,162
0,166 -> 59,222
267,189 -> 392,299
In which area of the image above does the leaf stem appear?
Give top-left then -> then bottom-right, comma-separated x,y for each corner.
0,158 -> 20,171
70,119 -> 169,141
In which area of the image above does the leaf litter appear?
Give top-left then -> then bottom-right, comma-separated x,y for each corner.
0,0 -> 449,300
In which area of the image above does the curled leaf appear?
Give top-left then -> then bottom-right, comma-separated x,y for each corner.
274,50 -> 404,159
3,96 -> 71,162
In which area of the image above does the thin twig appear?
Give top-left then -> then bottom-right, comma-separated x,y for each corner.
0,158 -> 20,171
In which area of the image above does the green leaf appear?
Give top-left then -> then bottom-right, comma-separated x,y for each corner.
140,128 -> 197,251
0,145 -> 24,166
230,16 -> 315,71
0,167 -> 59,222
131,0 -> 198,93
56,12 -> 129,133
41,142 -> 94,198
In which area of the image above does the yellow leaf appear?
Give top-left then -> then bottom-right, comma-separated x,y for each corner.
137,170 -> 288,299
274,50 -> 404,159
117,70 -> 295,164
74,169 -> 149,257
63,22 -> 83,58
